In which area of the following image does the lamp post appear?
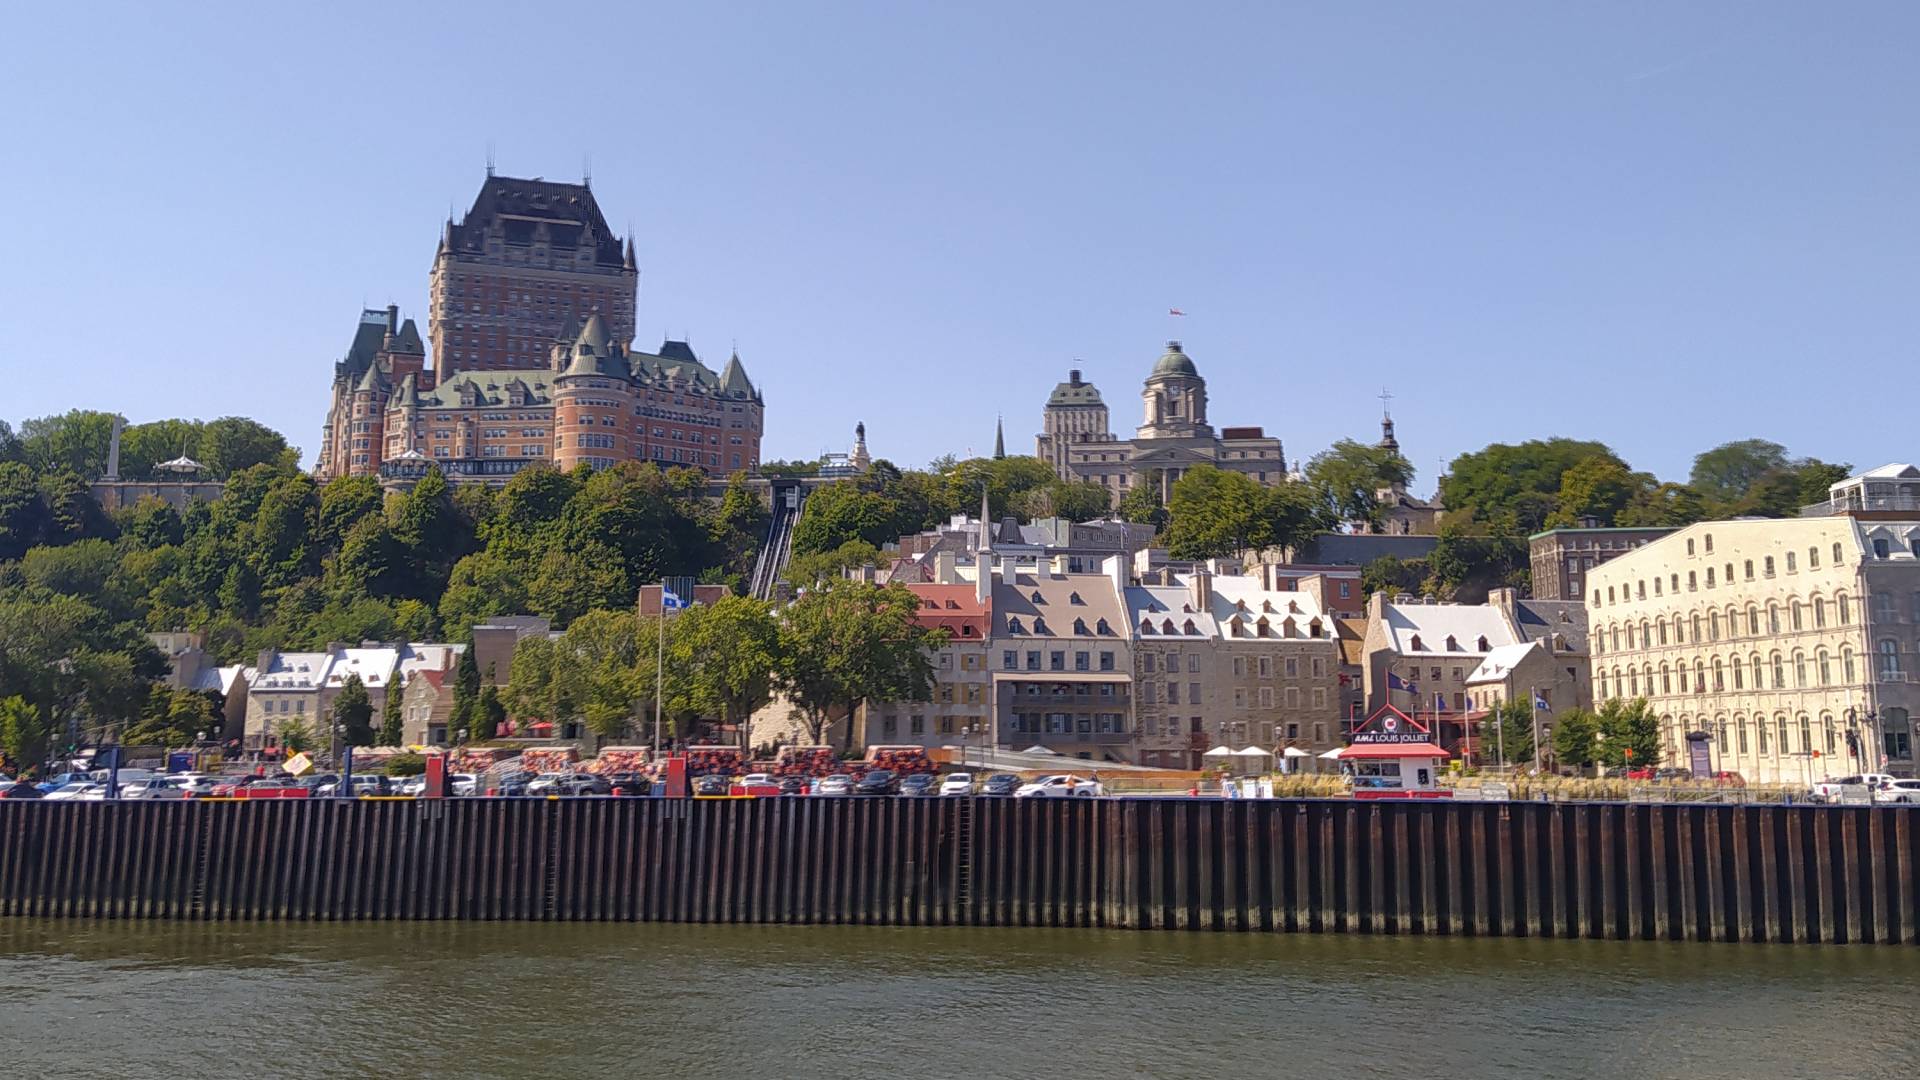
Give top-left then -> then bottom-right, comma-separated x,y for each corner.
1847,706 -> 1880,775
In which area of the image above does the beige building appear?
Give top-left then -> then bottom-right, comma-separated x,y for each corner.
858,562 -> 995,750
1585,507 -> 1920,784
988,556 -> 1135,762
1124,570 -> 1342,768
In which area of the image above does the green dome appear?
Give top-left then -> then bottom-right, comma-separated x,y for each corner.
1152,341 -> 1197,377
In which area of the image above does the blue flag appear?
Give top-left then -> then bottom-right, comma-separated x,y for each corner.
662,586 -> 687,611
1387,672 -> 1417,694
1534,694 -> 1550,711
1434,691 -> 1450,713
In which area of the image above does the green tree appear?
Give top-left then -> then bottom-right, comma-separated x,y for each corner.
121,496 -> 185,548
1116,473 -> 1169,532
1015,481 -> 1112,523
528,539 -> 629,626
1441,439 -> 1626,533
1595,697 -> 1660,769
276,717 -> 316,754
332,673 -> 375,748
380,673 -> 405,746
1689,439 -> 1789,508
1163,466 -> 1326,560
315,474 -> 385,552
0,462 -> 49,561
0,695 -> 54,775
1475,698 -> 1536,769
1305,438 -> 1415,528
198,417 -> 295,478
782,539 -> 883,588
16,410 -> 120,475
475,685 -> 506,741
1360,555 -> 1428,597
439,550 -> 532,637
561,609 -> 643,742
775,579 -> 943,747
1615,482 -> 1707,528
1545,458 -> 1648,528
1549,708 -> 1599,770
450,644 -> 481,740
675,595 -> 781,746
383,752 -> 427,777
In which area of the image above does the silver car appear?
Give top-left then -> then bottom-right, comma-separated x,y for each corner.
120,777 -> 185,800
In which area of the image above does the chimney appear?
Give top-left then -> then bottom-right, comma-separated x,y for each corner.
1051,553 -> 1070,578
1104,554 -> 1129,597
1297,573 -> 1327,612
1069,368 -> 1082,387
1188,568 -> 1213,613
975,550 -> 992,605
1000,554 -> 1019,583
934,549 -> 956,584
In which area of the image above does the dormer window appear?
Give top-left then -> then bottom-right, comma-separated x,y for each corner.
1263,600 -> 1277,614
1182,619 -> 1198,635
1069,592 -> 1084,605
1445,635 -> 1459,651
1096,618 -> 1112,636
1139,619 -> 1155,635
1476,635 -> 1490,651
1007,617 -> 1024,634
1309,619 -> 1323,638
1288,601 -> 1300,614
1031,591 -> 1046,604
1033,617 -> 1050,635
1073,618 -> 1089,635
1162,619 -> 1177,635
1410,634 -> 1425,651
1235,599 -> 1249,613
1182,603 -> 1193,614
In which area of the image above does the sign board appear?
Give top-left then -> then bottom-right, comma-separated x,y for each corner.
1686,731 -> 1713,779
284,752 -> 313,777
1479,782 -> 1511,802
1351,732 -> 1439,746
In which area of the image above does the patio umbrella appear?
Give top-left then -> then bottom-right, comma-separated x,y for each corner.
1234,746 -> 1273,757
1281,747 -> 1311,758
1318,747 -> 1345,760
1020,745 -> 1058,755
1202,746 -> 1234,758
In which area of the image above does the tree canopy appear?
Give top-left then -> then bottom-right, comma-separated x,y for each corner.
1305,439 -> 1414,528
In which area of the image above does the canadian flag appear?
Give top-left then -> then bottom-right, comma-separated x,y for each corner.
1168,308 -> 1186,316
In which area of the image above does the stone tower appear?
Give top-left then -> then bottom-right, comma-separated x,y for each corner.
1136,341 -> 1210,440
1036,367 -> 1111,481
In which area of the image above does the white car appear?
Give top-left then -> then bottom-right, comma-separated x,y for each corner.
1811,774 -> 1895,803
524,772 -> 571,795
119,777 -> 185,800
1014,774 -> 1103,798
816,774 -> 854,796
450,773 -> 478,797
1873,779 -> 1920,804
395,775 -> 427,796
44,782 -> 107,801
938,772 -> 975,796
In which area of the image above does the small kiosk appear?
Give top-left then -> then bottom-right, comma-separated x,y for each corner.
1338,705 -> 1453,800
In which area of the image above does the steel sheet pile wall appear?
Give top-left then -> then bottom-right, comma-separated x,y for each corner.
1,799 -> 1916,942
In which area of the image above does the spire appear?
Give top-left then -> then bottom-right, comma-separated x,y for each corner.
1378,388 -> 1399,453
720,350 -> 754,397
623,235 -> 636,271
993,415 -> 1005,460
979,483 -> 991,552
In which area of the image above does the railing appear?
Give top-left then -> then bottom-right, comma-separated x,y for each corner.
1800,495 -> 1920,517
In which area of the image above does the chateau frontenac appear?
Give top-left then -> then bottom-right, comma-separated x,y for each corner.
316,172 -> 763,486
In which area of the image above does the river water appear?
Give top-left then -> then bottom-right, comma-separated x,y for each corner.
1,921 -> 1916,1079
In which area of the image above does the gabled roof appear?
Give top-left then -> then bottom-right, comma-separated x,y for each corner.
1047,371 -> 1105,407
1379,602 -> 1517,656
447,174 -> 624,268
1466,642 -> 1541,685
414,370 -> 552,410
719,352 -> 756,397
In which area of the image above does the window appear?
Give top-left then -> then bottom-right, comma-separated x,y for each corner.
1818,650 -> 1831,685
1026,651 -> 1042,671
1874,538 -> 1890,559
1712,658 -> 1724,691
1188,654 -> 1200,673
1099,651 -> 1114,671
1744,560 -> 1754,581
1731,657 -> 1742,690
1786,552 -> 1796,572
1834,542 -> 1845,564
1737,716 -> 1749,755
1049,651 -> 1065,671
1840,593 -> 1852,624
1772,652 -> 1785,689
1074,651 -> 1090,671
1879,640 -> 1901,678
1794,651 -> 1807,687
1844,648 -> 1856,682
1768,604 -> 1781,634
1810,547 -> 1820,569
1709,611 -> 1720,641
1166,681 -> 1179,704
1704,535 -> 1714,554
1814,597 -> 1826,628
1003,650 -> 1017,669
1688,572 -> 1697,592
1259,687 -> 1273,708
1687,539 -> 1696,556
1791,602 -> 1802,631
1706,567 -> 1715,588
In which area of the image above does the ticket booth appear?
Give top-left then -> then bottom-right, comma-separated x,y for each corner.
1339,705 -> 1454,800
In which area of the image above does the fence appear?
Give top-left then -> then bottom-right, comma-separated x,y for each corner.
1,798 -> 1916,943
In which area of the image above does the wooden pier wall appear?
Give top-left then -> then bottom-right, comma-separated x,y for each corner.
2,798 -> 1916,943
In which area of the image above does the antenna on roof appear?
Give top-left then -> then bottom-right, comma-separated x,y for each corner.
485,141 -> 496,177
582,152 -> 591,188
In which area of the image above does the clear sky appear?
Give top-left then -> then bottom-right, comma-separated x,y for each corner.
4,2 -> 1915,492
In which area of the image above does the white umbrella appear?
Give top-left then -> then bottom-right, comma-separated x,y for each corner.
1202,745 -> 1234,758
1234,746 -> 1273,758
1020,745 -> 1058,755
1281,747 -> 1311,758
1318,747 -> 1345,760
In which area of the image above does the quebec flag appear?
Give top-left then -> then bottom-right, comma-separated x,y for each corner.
662,586 -> 687,611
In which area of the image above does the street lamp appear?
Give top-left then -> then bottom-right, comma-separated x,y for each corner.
1846,706 -> 1880,773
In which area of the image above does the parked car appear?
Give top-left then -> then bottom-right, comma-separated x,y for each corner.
314,775 -> 390,797
524,772 -> 573,795
491,771 -> 536,796
36,772 -> 94,794
450,773 -> 478,797
1014,774 -> 1103,798
173,774 -> 221,797
899,773 -> 938,796
549,774 -> 611,797
855,769 -> 899,796
816,774 -> 854,796
608,772 -> 654,797
119,777 -> 185,800
0,779 -> 44,799
1810,774 -> 1891,803
938,772 -> 975,796
980,773 -> 1021,797
1874,779 -> 1920,804
43,782 -> 107,801
692,774 -> 733,797
737,773 -> 781,797
394,774 -> 428,796
776,777 -> 808,796
1652,768 -> 1693,782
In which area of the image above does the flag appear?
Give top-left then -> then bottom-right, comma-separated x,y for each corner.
1534,694 -> 1550,712
1434,691 -> 1450,713
661,585 -> 687,611
1387,672 -> 1417,694
1168,308 -> 1186,316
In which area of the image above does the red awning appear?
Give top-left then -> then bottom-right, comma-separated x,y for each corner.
1340,742 -> 1449,759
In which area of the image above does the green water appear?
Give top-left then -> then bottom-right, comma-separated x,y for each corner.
1,921 -> 1915,1078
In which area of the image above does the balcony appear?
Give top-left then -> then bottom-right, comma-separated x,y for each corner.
1801,495 -> 1920,518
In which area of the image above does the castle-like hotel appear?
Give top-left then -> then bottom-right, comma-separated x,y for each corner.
316,172 -> 764,486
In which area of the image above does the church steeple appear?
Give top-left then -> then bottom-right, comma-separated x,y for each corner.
1377,388 -> 1399,453
993,415 -> 1005,459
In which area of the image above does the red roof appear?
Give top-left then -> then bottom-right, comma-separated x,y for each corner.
1340,742 -> 1450,759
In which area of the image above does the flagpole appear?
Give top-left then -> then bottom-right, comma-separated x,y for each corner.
654,597 -> 666,753
1496,692 -> 1506,770
1530,685 -> 1544,775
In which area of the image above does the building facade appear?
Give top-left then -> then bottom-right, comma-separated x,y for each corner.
1584,514 -> 1920,783
430,174 -> 637,376
990,558 -> 1136,761
315,306 -> 430,480
1035,342 -> 1285,497
1529,526 -> 1677,602
859,575 -> 994,750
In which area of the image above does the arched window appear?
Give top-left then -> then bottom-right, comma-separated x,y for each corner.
1677,663 -> 1689,693
1731,656 -> 1743,690
1821,712 -> 1837,754
1813,597 -> 1826,628
1744,559 -> 1754,580
1629,669 -> 1640,696
1636,581 -> 1646,600
1768,604 -> 1781,634
1787,552 -> 1797,572
1736,715 -> 1749,755
1843,647 -> 1856,682
1705,534 -> 1715,553
1717,715 -> 1729,750
1839,593 -> 1852,624
1879,640 -> 1901,677
1598,672 -> 1609,700
1709,610 -> 1721,641
1747,604 -> 1759,635
1764,556 -> 1776,577
1711,658 -> 1724,691
1750,653 -> 1763,689
1798,714 -> 1812,754
1706,567 -> 1716,588
1810,547 -> 1821,569
1790,602 -> 1803,631
1771,652 -> 1785,689
1688,571 -> 1698,591
1694,659 -> 1707,693
1656,617 -> 1668,645
1794,650 -> 1807,687
1660,663 -> 1671,694
1818,649 -> 1831,685
1776,714 -> 1789,756
1624,624 -> 1634,649
1691,613 -> 1703,642
1672,617 -> 1683,645
1757,714 -> 1769,753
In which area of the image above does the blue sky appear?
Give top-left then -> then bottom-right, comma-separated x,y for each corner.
4,1 -> 1915,492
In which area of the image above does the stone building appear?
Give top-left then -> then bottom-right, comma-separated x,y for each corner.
1583,507 -> 1920,783
1034,342 -> 1285,498
858,566 -> 994,750
430,173 -> 637,376
989,556 -> 1136,761
315,306 -> 430,480
1529,526 -> 1677,602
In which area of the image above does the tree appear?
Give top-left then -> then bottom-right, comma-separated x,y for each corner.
0,462 -> 50,561
1441,439 -> 1626,533
1475,698 -> 1536,769
1690,440 -> 1789,508
199,417 -> 294,478
1361,555 -> 1427,597
562,609 -> 643,742
1550,708 -> 1599,770
1305,439 -> 1415,528
16,410 -> 119,476
1115,477 -> 1168,532
276,718 -> 316,754
775,579 -> 943,747
1545,458 -> 1648,528
1732,459 -> 1851,518
450,644 -> 481,740
1615,482 -> 1707,528
1163,466 -> 1326,560
0,695 -> 54,776
380,673 -> 405,746
783,539 -> 883,588
332,673 -> 374,748
1016,481 -> 1111,523
1596,697 -> 1660,769
675,595 -> 780,746
475,685 -> 506,741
